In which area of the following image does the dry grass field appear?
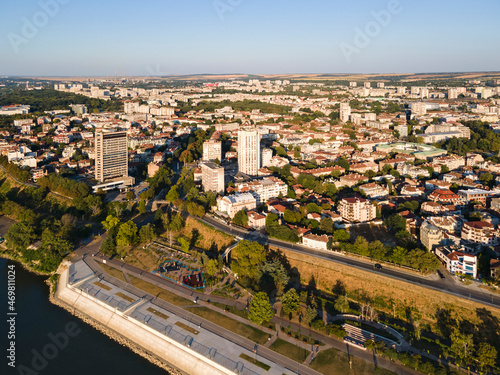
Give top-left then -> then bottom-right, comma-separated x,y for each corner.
279,248 -> 500,326
126,246 -> 162,272
178,216 -> 234,252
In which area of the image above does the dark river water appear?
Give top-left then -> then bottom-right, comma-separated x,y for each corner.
1,258 -> 170,375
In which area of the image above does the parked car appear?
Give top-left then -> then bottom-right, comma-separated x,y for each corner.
437,270 -> 445,279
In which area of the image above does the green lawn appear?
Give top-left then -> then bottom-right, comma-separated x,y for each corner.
269,338 -> 310,362
187,307 -> 269,345
239,353 -> 271,371
99,262 -> 128,283
310,348 -> 396,375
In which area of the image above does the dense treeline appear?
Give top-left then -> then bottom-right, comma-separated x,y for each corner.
178,99 -> 291,116
38,173 -> 90,198
436,120 -> 500,155
337,235 -> 441,272
0,185 -> 92,272
0,89 -> 123,113
0,156 -> 30,182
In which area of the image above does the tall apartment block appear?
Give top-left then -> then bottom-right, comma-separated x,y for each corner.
202,139 -> 222,162
95,130 -> 129,183
339,103 -> 351,122
238,129 -> 260,176
201,161 -> 225,195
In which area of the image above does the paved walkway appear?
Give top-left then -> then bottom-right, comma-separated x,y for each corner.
87,254 -> 428,375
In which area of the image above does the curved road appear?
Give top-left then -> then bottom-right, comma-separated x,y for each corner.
200,215 -> 500,310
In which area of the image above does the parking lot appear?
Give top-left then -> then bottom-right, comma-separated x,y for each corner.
105,182 -> 150,203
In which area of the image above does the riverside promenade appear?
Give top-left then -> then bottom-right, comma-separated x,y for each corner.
54,259 -> 303,375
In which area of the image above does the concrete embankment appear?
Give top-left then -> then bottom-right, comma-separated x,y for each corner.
52,263 -> 234,375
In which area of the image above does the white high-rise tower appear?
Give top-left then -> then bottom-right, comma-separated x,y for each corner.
238,129 -> 260,176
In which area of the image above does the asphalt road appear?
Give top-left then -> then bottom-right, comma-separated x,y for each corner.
200,215 -> 500,310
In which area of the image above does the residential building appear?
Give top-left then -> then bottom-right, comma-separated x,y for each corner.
238,128 -> 260,176
428,189 -> 462,205
359,183 -> 388,198
261,148 -> 273,167
201,161 -> 225,195
202,139 -> 222,162
339,103 -> 351,122
95,130 -> 129,183
247,211 -> 266,230
420,220 -> 443,250
216,193 -> 256,219
147,162 -> 161,178
435,247 -> 478,279
461,221 -> 499,246
337,197 -> 376,223
458,189 -> 495,205
235,177 -> 288,205
302,234 -> 328,250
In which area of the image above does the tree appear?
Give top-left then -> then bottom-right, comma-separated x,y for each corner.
258,260 -> 289,296
354,236 -> 369,256
100,237 -> 116,256
179,150 -> 193,163
205,259 -> 219,277
324,183 -> 337,197
306,202 -> 321,214
450,328 -> 474,365
477,343 -> 498,373
178,237 -> 190,253
333,229 -> 350,242
231,240 -> 266,281
248,292 -> 274,325
385,214 -> 407,232
304,305 -> 318,326
275,146 -> 288,157
440,165 -> 450,174
284,209 -> 301,224
5,222 -> 36,252
475,342 -> 497,373
102,215 -> 120,231
116,221 -> 138,249
281,288 -> 300,316
320,217 -> 334,234
138,199 -> 147,215
126,190 -> 135,200
369,240 -> 386,260
365,339 -> 376,350
334,295 -> 349,314
169,214 -> 185,232
139,223 -> 156,243
41,229 -> 72,256
166,186 -> 179,202
479,173 -> 494,187
233,209 -> 249,227
85,195 -> 103,217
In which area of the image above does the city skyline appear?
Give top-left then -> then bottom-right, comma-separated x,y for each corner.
1,0 -> 499,77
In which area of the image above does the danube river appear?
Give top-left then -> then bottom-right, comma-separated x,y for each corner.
1,258 -> 169,375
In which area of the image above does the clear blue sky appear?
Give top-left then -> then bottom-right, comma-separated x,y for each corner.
0,0 -> 499,76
